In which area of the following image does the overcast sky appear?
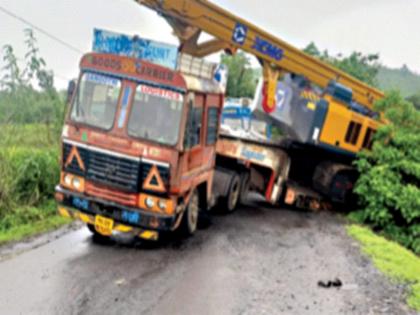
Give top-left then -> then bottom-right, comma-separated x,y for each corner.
1,0 -> 419,89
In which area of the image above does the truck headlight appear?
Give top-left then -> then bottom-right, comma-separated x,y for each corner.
158,200 -> 167,210
64,174 -> 72,186
73,177 -> 81,190
145,197 -> 155,209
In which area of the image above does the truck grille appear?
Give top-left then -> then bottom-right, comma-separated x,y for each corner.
63,142 -> 141,192
63,142 -> 169,193
86,149 -> 141,192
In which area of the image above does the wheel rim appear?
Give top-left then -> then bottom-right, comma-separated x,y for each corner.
188,193 -> 199,232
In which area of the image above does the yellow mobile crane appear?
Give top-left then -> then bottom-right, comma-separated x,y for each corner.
137,0 -> 384,156
133,0 -> 387,207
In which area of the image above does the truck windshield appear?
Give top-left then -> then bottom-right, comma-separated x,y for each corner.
128,85 -> 184,146
70,72 -> 121,130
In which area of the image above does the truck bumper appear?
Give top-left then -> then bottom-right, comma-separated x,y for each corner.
55,186 -> 178,240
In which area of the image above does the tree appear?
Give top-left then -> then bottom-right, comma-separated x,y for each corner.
303,43 -> 380,87
1,45 -> 23,92
303,42 -> 321,58
23,29 -> 54,91
406,93 -> 420,111
220,52 -> 258,98
354,92 -> 420,254
0,29 -> 63,126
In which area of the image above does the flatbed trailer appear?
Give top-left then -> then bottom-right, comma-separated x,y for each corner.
214,133 -> 331,212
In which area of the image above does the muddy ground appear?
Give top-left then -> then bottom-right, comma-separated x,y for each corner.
0,197 -> 415,315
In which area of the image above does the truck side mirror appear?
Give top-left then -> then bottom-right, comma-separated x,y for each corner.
66,80 -> 76,105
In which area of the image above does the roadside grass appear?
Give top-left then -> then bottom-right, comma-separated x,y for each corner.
0,123 -> 67,246
0,123 -> 60,148
347,225 -> 420,311
0,200 -> 71,245
0,214 -> 71,245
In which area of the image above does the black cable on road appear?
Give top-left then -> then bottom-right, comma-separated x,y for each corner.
0,5 -> 84,55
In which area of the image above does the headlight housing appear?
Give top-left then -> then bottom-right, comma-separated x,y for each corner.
64,174 -> 72,186
73,177 -> 81,190
61,172 -> 85,193
139,194 -> 174,215
158,200 -> 167,210
145,197 -> 155,209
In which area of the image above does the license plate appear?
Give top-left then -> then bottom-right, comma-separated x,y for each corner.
95,215 -> 114,236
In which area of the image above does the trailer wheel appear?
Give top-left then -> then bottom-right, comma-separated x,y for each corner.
179,190 -> 200,236
239,172 -> 250,205
222,174 -> 241,213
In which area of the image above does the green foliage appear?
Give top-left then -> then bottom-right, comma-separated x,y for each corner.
303,42 -> 380,87
0,144 -> 60,213
347,225 -> 420,311
1,45 -> 23,91
0,29 -> 67,243
0,29 -> 64,125
0,126 -> 62,242
406,93 -> 420,111
354,92 -> 420,254
0,200 -> 70,244
220,52 -> 258,98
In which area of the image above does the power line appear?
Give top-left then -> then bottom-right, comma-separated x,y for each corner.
0,5 -> 84,55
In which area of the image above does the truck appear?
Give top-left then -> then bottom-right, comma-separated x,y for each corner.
55,51 -> 288,240
55,0 -> 386,240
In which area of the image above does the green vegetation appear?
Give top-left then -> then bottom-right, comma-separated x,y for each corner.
377,65 -> 420,98
406,93 -> 420,111
220,52 -> 258,98
0,125 -> 68,243
303,42 -> 380,87
0,201 -> 70,245
304,42 -> 420,254
352,92 -> 420,254
304,42 -> 420,110
347,225 -> 420,311
0,29 -> 68,244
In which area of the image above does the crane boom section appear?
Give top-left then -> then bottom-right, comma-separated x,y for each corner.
138,0 -> 384,110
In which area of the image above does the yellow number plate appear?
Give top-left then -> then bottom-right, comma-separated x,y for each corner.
95,215 -> 114,236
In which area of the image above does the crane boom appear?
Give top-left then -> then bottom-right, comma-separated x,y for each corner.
137,0 -> 384,110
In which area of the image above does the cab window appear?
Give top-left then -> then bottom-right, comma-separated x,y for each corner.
128,85 -> 184,146
70,72 -> 121,130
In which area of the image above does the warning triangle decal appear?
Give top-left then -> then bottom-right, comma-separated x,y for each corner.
65,146 -> 85,171
143,165 -> 166,193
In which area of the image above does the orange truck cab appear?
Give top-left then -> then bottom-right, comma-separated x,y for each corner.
55,53 -> 224,240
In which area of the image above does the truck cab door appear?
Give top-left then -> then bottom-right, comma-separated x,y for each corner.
184,95 -> 204,171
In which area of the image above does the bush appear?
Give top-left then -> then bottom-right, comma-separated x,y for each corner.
0,145 -> 59,220
354,91 -> 420,254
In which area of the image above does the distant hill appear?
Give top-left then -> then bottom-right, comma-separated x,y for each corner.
377,65 -> 420,97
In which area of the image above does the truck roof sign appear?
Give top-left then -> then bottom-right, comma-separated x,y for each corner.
93,28 -> 179,70
80,53 -> 186,92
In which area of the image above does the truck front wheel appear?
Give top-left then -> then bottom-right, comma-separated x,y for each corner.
179,190 -> 200,236
87,223 -> 111,243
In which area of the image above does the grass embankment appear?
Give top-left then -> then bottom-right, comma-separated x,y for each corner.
347,225 -> 420,311
0,124 -> 71,245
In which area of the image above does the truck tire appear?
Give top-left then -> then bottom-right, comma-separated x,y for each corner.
221,174 -> 241,213
239,172 -> 250,205
179,190 -> 200,236
87,223 -> 111,243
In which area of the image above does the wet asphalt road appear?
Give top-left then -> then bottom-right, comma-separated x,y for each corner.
0,197 -> 415,315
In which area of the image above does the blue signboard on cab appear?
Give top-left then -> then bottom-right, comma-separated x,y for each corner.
92,28 -> 179,70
